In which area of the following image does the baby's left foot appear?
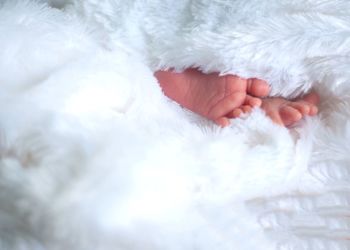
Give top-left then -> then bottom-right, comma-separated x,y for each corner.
261,91 -> 319,126
155,69 -> 269,127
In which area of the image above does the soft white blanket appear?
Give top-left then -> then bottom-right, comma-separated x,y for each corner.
0,1 -> 349,249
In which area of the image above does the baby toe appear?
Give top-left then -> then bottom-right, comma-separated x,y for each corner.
241,105 -> 252,113
225,75 -> 248,93
302,91 -> 320,105
280,106 -> 302,126
214,117 -> 230,127
227,108 -> 243,118
245,95 -> 262,107
247,78 -> 270,97
290,102 -> 310,115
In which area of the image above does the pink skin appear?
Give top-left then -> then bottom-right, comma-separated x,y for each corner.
154,68 -> 319,127
260,92 -> 319,126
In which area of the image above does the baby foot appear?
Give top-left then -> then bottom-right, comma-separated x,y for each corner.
155,68 -> 270,127
261,91 -> 319,126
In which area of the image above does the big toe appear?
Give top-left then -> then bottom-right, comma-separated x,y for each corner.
301,91 -> 320,105
247,78 -> 270,97
280,106 -> 302,126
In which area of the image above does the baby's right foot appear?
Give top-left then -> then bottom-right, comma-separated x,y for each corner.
155,68 -> 270,127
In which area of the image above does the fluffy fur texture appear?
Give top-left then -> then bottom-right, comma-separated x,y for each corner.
0,1 -> 349,249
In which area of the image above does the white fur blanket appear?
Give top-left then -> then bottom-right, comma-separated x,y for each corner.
0,1 -> 349,249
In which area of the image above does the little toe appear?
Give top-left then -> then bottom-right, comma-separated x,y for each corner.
241,105 -> 252,113
247,78 -> 270,97
280,106 -> 302,126
245,95 -> 262,107
215,117 -> 230,127
227,108 -> 243,118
